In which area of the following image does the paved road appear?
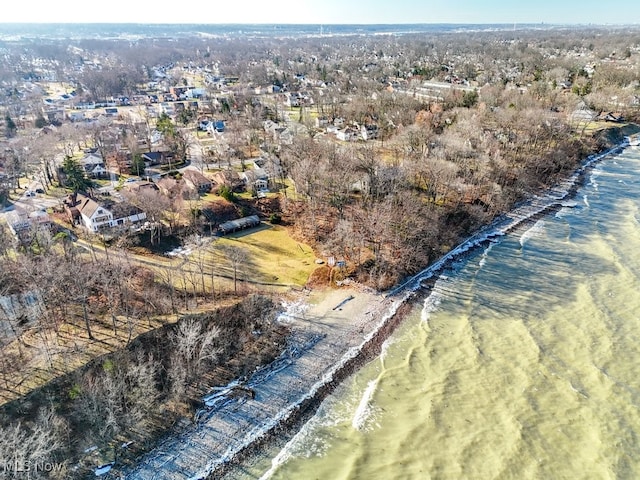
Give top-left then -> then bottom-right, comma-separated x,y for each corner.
1,188 -> 63,216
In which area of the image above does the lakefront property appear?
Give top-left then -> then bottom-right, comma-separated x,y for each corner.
1,21 -> 640,479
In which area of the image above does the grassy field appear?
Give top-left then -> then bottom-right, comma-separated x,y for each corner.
211,224 -> 316,287
0,221 -> 316,405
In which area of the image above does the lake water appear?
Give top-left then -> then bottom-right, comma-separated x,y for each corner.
247,145 -> 640,480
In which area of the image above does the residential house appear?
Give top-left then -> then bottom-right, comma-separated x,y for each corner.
184,88 -> 205,99
67,111 -> 85,122
74,195 -> 113,231
299,91 -> 314,105
160,102 -> 175,116
315,116 -> 330,128
106,150 -> 132,175
182,169 -> 213,194
80,152 -> 109,178
5,209 -> 32,240
284,92 -> 301,107
336,126 -> 360,142
212,169 -> 243,191
122,180 -> 159,194
198,119 -> 213,131
241,167 -> 269,192
156,177 -> 184,199
170,86 -> 190,98
326,125 -> 339,135
570,101 -> 597,124
261,156 -> 284,182
67,194 -> 146,232
254,85 -> 276,95
142,150 -> 174,167
361,124 -> 379,141
333,117 -> 345,128
278,127 -> 295,145
263,120 -> 287,139
109,202 -> 147,229
206,120 -> 225,134
597,111 -> 624,123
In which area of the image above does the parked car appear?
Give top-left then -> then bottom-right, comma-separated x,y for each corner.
35,188 -> 45,194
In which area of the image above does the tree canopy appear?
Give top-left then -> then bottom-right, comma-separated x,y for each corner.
62,156 -> 94,193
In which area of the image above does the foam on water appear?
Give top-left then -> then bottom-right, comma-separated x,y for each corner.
519,220 -> 545,247
421,292 -> 442,325
351,379 -> 379,431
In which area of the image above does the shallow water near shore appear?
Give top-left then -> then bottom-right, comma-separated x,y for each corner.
243,146 -> 640,480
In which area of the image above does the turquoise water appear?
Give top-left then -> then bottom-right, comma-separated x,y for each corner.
250,146 -> 640,480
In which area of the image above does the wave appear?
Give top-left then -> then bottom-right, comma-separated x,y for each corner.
421,290 -> 443,326
258,423 -> 306,480
379,335 -> 395,364
519,220 -> 545,247
478,240 -> 497,267
352,379 -> 379,431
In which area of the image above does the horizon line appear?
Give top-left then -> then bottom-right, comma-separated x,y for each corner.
0,21 -> 636,26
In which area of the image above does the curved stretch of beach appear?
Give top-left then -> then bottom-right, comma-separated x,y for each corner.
121,141 -> 629,480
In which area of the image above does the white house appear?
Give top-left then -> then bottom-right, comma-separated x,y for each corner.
74,194 -> 146,232
80,152 -> 109,178
336,126 -> 360,142
76,196 -> 113,231
242,167 -> 269,192
5,209 -> 32,237
284,92 -> 301,107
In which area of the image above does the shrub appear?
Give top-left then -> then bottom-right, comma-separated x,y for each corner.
269,213 -> 282,224
218,185 -> 236,203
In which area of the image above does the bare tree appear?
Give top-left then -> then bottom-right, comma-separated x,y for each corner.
217,244 -> 248,294
169,319 -> 221,398
0,407 -> 67,479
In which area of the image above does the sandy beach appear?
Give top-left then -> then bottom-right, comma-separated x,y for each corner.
121,284 -> 406,479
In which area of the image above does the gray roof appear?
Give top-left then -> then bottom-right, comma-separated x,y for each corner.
218,215 -> 260,234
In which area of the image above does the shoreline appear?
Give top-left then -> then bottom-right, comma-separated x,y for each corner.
123,286 -> 410,480
214,290 -> 419,479
123,140 -> 632,480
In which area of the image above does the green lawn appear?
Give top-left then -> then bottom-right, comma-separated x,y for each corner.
213,224 -> 316,287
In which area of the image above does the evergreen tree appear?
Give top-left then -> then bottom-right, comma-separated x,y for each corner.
4,115 -> 17,137
34,113 -> 48,129
62,156 -> 94,193
131,153 -> 146,176
156,112 -> 177,136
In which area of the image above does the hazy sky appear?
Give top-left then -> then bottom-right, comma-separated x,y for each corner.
2,0 -> 639,25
